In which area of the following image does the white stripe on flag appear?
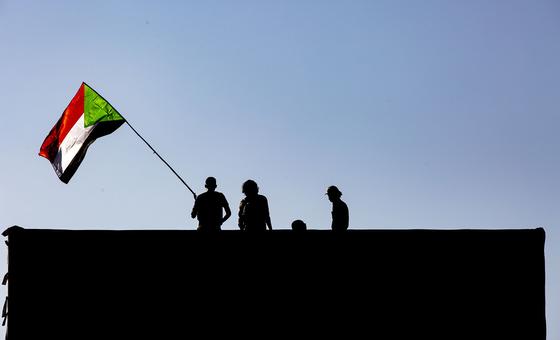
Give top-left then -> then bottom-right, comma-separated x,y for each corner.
52,113 -> 95,176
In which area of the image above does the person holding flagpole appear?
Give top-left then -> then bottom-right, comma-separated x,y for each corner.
191,177 -> 231,231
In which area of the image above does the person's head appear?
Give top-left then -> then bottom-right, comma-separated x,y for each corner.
205,177 -> 217,191
242,179 -> 259,197
326,185 -> 342,202
291,220 -> 307,232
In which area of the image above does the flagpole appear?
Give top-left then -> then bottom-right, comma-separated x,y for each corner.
124,120 -> 197,200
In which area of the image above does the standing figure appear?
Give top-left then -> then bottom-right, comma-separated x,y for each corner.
326,185 -> 349,231
191,177 -> 231,231
238,180 -> 272,231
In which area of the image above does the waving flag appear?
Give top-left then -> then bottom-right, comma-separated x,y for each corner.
39,83 -> 125,183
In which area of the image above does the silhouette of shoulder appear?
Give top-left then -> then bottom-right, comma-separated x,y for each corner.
196,191 -> 227,205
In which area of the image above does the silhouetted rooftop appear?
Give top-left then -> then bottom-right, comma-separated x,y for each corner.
3,227 -> 546,340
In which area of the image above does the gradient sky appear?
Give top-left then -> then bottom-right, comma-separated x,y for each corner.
1,0 -> 558,337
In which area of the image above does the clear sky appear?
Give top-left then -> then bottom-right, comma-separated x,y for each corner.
0,0 -> 558,337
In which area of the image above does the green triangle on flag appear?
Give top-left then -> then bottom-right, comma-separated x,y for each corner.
84,83 -> 124,127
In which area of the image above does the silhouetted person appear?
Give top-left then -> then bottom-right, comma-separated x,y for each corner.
191,177 -> 231,231
238,180 -> 272,231
326,186 -> 349,231
291,219 -> 307,232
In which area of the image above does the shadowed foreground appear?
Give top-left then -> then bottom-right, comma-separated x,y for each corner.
4,227 -> 545,339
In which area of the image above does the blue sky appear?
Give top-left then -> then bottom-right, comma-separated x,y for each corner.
1,0 -> 558,337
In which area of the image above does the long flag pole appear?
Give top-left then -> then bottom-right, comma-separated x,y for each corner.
124,120 -> 197,200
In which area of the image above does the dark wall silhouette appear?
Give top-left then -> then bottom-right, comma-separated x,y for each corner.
4,227 -> 545,340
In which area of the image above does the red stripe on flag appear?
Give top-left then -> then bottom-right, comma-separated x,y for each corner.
39,84 -> 85,162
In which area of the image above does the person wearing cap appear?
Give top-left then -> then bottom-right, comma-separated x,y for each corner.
326,185 -> 349,231
238,179 -> 273,231
191,177 -> 231,231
